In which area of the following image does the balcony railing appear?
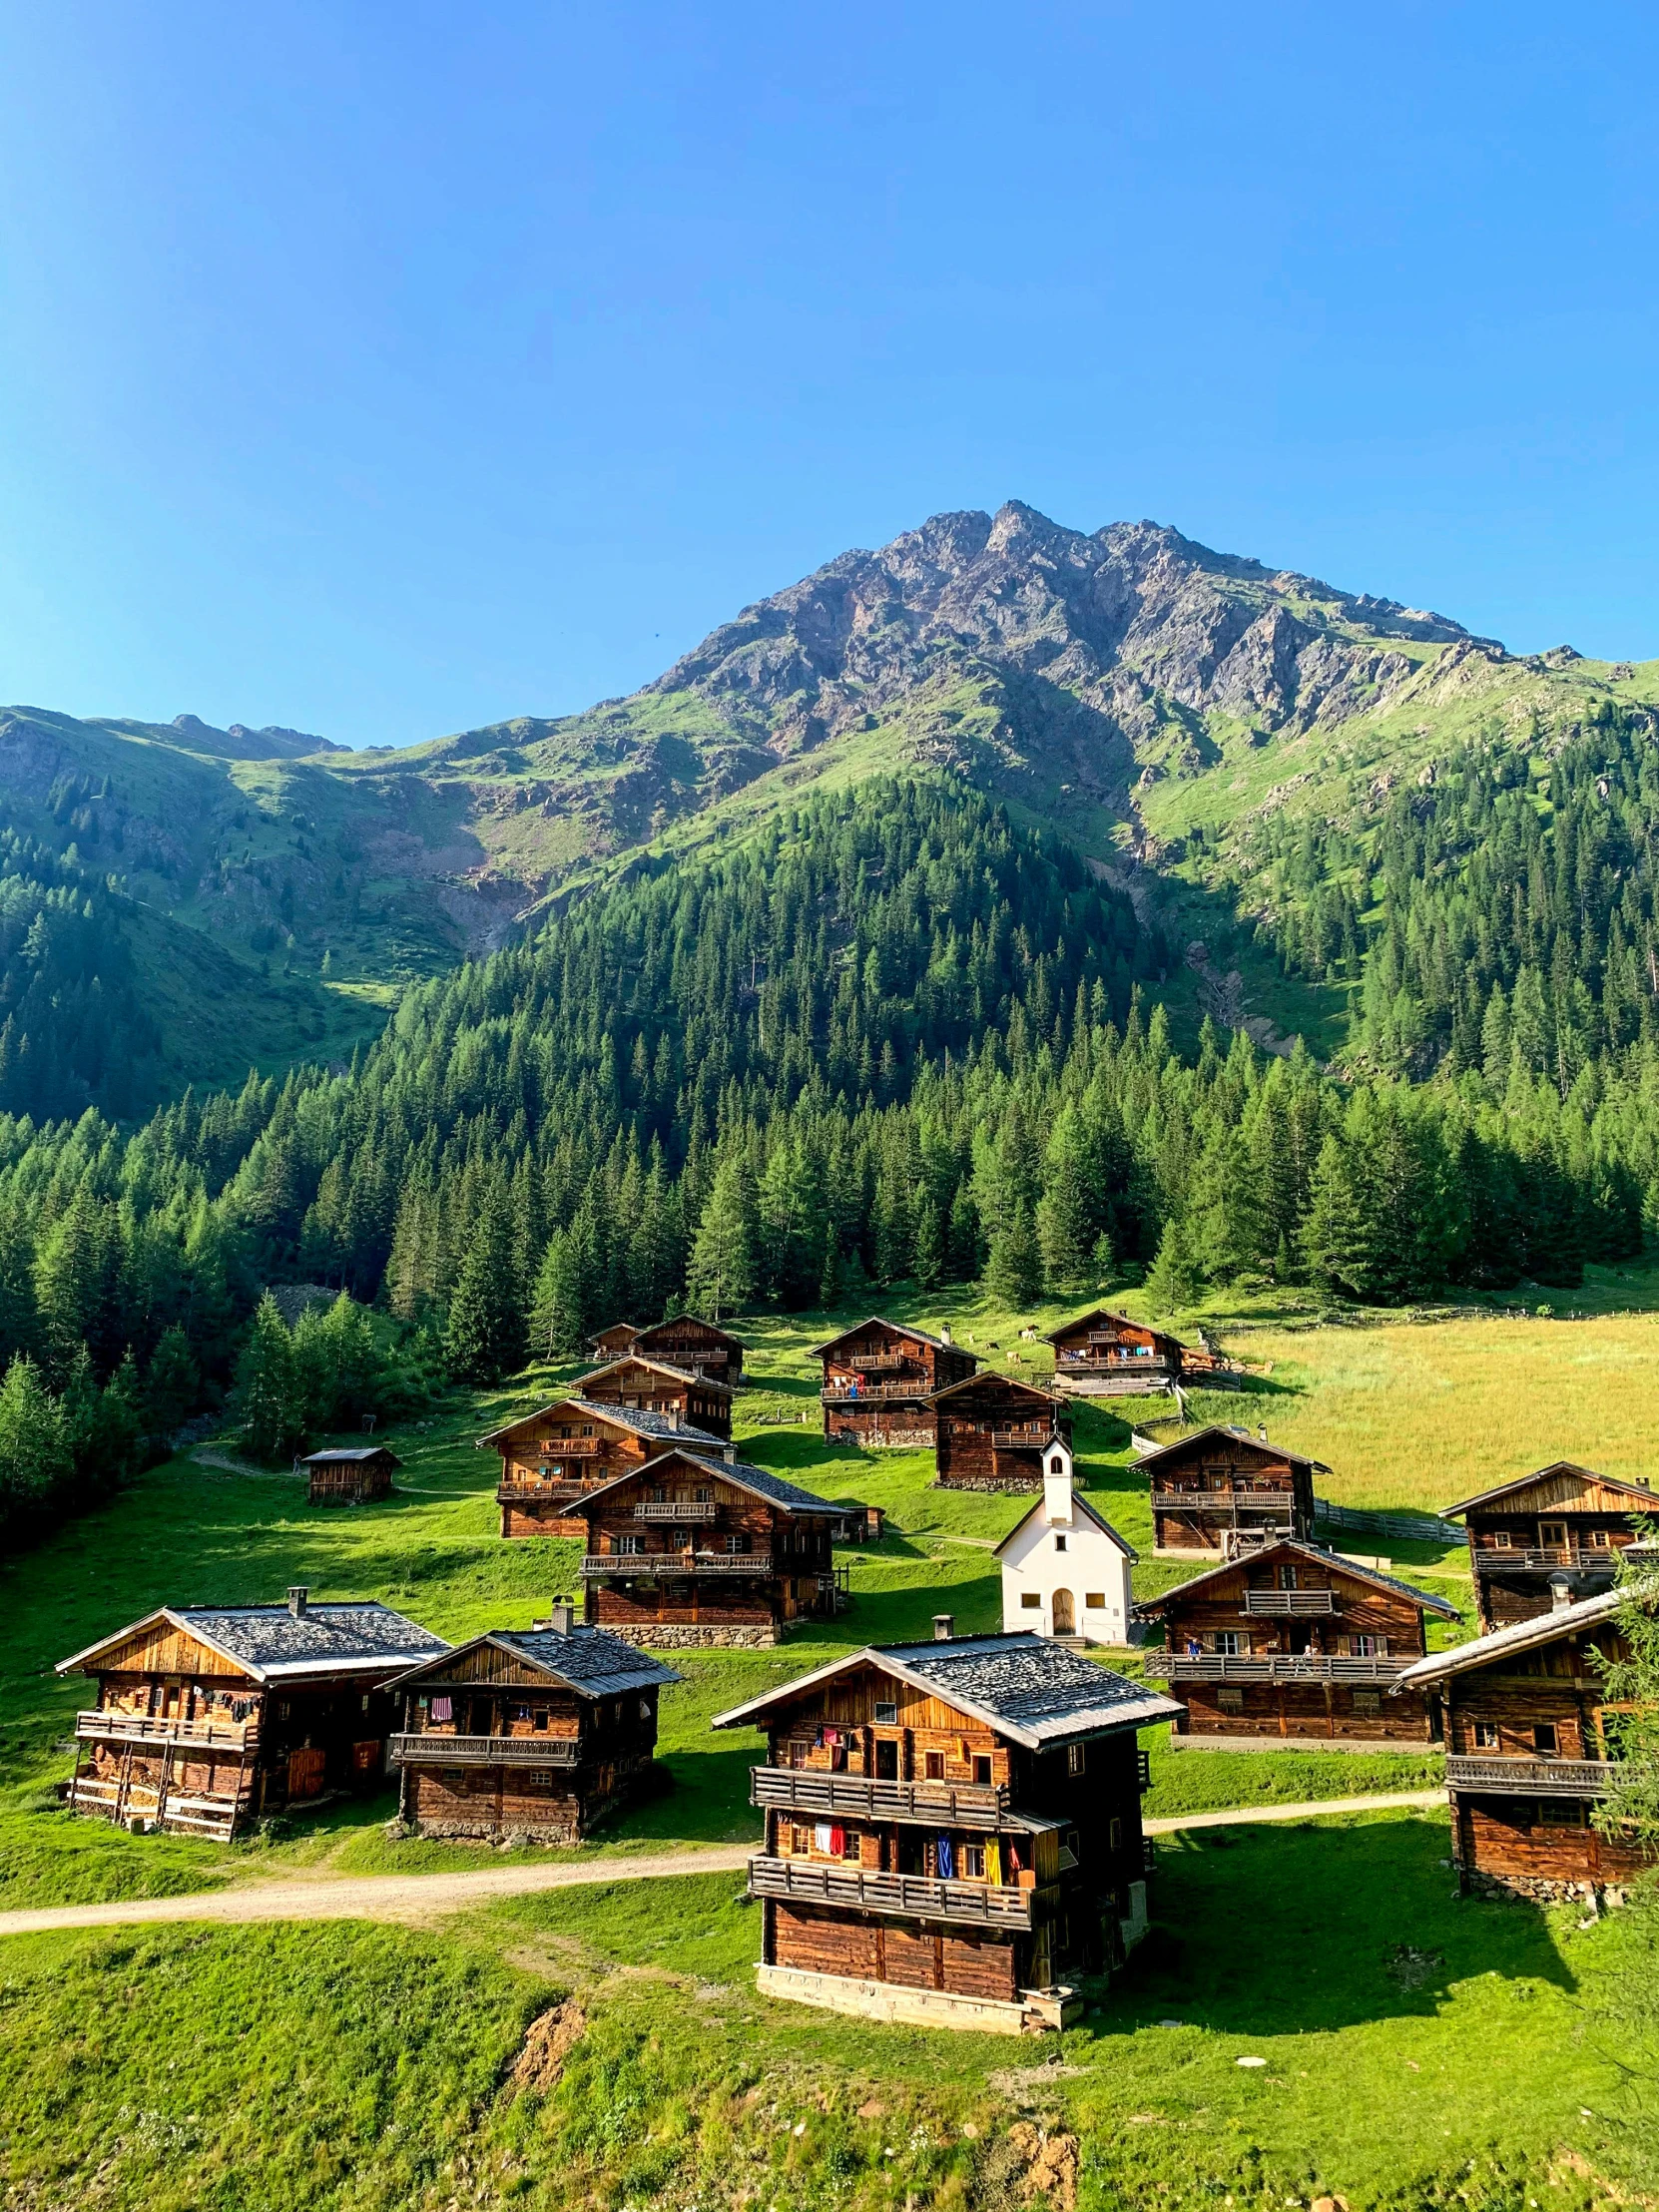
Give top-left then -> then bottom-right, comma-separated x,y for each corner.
634,1500 -> 717,1520
990,1428 -> 1052,1448
746,1855 -> 1036,1929
388,1733 -> 582,1768
519,1436 -> 601,1458
1242,1589 -> 1339,1616
582,1550 -> 774,1577
1142,1653 -> 1408,1684
848,1354 -> 906,1373
76,1710 -> 259,1752
499,1483 -> 589,1505
1149,1489 -> 1296,1518
752,1767 -> 1009,1826
1471,1547 -> 1621,1576
1058,1355 -> 1175,1373
1445,1755 -> 1616,1798
822,1382 -> 929,1403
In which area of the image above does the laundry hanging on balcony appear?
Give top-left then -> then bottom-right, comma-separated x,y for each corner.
936,1834 -> 954,1880
430,1696 -> 453,1723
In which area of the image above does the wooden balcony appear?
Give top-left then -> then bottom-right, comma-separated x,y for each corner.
634,1500 -> 717,1520
1471,1546 -> 1621,1576
990,1428 -> 1051,1448
1149,1487 -> 1293,1509
848,1354 -> 906,1374
498,1483 -> 589,1506
752,1767 -> 1009,1826
1445,1755 -> 1616,1798
76,1710 -> 259,1753
582,1550 -> 774,1577
1142,1653 -> 1408,1684
822,1382 -> 928,1402
388,1733 -> 582,1768
522,1436 -> 601,1458
1242,1589 -> 1339,1616
746,1855 -> 1036,1929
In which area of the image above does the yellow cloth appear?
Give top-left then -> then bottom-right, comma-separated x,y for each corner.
985,1839 -> 1002,1887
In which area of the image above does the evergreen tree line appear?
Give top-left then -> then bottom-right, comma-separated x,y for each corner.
1,773 -> 1657,1536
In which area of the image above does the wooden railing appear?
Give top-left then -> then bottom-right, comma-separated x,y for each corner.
1471,1546 -> 1621,1575
634,1500 -> 717,1520
1445,1755 -> 1615,1797
498,1483 -> 589,1505
66,1772 -> 245,1839
1149,1489 -> 1296,1516
821,1382 -> 928,1402
77,1710 -> 259,1752
848,1354 -> 906,1373
388,1733 -> 582,1768
752,1768 -> 1008,1825
990,1429 -> 1051,1447
582,1550 -> 772,1576
1142,1654 -> 1408,1684
1242,1589 -> 1339,1616
521,1436 -> 601,1458
746,1855 -> 1036,1929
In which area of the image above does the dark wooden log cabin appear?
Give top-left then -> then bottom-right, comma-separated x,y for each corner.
576,1355 -> 734,1441
588,1316 -> 747,1385
929,1374 -> 1070,1493
816,1318 -> 977,1447
712,1623 -> 1181,2034
580,1448 -> 850,1648
1043,1309 -> 1184,1398
1139,1424 -> 1324,1556
386,1604 -> 681,1843
1395,1585 -> 1654,1902
482,1397 -> 730,1538
1138,1538 -> 1459,1748
56,1589 -> 446,1841
1442,1462 -> 1655,1632
301,1443 -> 400,1505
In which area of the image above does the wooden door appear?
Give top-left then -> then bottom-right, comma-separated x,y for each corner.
287,1748 -> 326,1799
1052,1588 -> 1075,1635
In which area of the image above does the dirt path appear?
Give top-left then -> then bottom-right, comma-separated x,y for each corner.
0,1791 -> 1444,1941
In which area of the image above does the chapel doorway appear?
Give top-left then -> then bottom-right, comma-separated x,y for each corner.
1051,1589 -> 1075,1636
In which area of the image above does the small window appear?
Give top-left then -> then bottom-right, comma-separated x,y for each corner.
924,1751 -> 946,1781
1049,1454 -> 1064,1475
1215,1631 -> 1244,1657
1539,1799 -> 1585,1827
841,1828 -> 860,1862
1021,1592 -> 1041,1610
958,1842 -> 985,1880
874,1701 -> 897,1724
1353,1633 -> 1386,1658
1539,1521 -> 1567,1549
1473,1720 -> 1499,1749
1491,1531 -> 1513,1550
1108,1817 -> 1123,1853
1279,1565 -> 1297,1590
1353,1690 -> 1381,1715
616,1535 -> 642,1556
791,1824 -> 811,1855
725,1534 -> 747,1554
1067,1743 -> 1086,1776
1217,1687 -> 1245,1710
1590,1529 -> 1610,1549
1054,1534 -> 1067,1553
1084,1592 -> 1106,1609
1533,1723 -> 1558,1755
972,1754 -> 992,1786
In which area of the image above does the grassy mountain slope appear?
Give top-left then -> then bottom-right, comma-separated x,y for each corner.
8,507 -> 1658,1090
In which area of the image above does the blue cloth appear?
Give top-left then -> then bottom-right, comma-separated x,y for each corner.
936,1834 -> 954,1881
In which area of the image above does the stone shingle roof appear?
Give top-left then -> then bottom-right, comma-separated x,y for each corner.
1393,1586 -> 1632,1692
712,1632 -> 1180,1747
810,1315 -> 957,1358
477,1397 -> 725,1451
58,1602 -> 447,1684
298,1444 -> 400,1464
1134,1538 -> 1459,1620
392,1627 -> 681,1697
584,1447 -> 856,1518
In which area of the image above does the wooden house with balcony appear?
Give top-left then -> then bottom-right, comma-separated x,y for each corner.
1139,1424 -> 1324,1555
1043,1309 -> 1184,1398
816,1318 -> 977,1447
579,1448 -> 851,1647
300,1443 -> 400,1505
482,1397 -> 730,1538
575,1355 -> 734,1441
929,1373 -> 1070,1492
711,1622 -> 1181,2034
55,1588 -> 446,1841
587,1316 -> 747,1385
1394,1585 -> 1651,1902
1137,1538 -> 1459,1749
384,1603 -> 681,1843
1442,1462 -> 1654,1632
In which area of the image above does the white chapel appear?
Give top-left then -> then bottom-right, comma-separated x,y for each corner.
995,1434 -> 1138,1646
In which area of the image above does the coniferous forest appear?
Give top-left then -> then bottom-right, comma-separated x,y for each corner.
4,765 -> 1659,1541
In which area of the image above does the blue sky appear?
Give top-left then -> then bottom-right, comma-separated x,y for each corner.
1,4 -> 1655,747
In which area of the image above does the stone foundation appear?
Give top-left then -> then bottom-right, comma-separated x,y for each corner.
933,1474 -> 1042,1494
633,1623 -> 781,1650
756,1963 -> 1079,2035
1461,1867 -> 1630,1909
410,1812 -> 582,1846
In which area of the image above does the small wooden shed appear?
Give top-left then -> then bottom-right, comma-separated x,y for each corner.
301,1444 -> 400,1505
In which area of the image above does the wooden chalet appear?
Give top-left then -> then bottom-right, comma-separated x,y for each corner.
1138,1538 -> 1459,1748
1138,1424 -> 1324,1556
580,1447 -> 851,1647
1395,1584 -> 1654,1902
301,1443 -> 399,1505
55,1589 -> 446,1841
712,1623 -> 1181,2034
1442,1462 -> 1655,1632
482,1397 -> 730,1538
929,1373 -> 1071,1493
576,1355 -> 734,1442
386,1604 -> 681,1843
1043,1309 -> 1183,1398
816,1318 -> 977,1447
587,1316 -> 746,1385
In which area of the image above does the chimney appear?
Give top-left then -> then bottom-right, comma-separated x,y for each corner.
668,1407 -> 680,1432
286,1586 -> 308,1618
932,1613 -> 954,1641
1549,1573 -> 1575,1614
939,1323 -> 952,1346
1258,1426 -> 1268,1443
550,1598 -> 575,1635
723,1443 -> 737,1463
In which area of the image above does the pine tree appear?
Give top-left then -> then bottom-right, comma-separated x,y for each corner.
687,1158 -> 757,1321
1593,1537 -> 1659,1850
232,1293 -> 307,1462
445,1188 -> 528,1382
0,1354 -> 71,1521
1145,1218 -> 1201,1317
143,1326 -> 200,1441
1035,1106 -> 1096,1296
985,1201 -> 1042,1310
530,1229 -> 591,1360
